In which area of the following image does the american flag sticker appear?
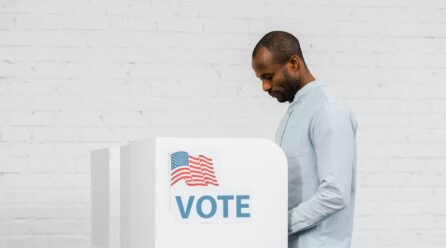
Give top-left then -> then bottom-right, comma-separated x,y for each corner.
170,151 -> 219,187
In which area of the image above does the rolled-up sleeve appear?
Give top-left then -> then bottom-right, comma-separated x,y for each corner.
288,103 -> 357,235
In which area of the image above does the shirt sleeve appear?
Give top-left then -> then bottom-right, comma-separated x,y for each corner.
288,103 -> 357,235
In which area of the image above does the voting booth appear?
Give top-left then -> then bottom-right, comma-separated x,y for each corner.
91,137 -> 287,248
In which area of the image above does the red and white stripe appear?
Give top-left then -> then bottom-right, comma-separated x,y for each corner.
171,154 -> 219,186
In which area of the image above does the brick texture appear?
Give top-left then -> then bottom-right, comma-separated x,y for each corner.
1,0 -> 446,247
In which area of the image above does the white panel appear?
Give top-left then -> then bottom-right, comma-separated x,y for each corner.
91,148 -> 110,248
120,144 -> 131,248
109,147 -> 121,248
121,139 -> 156,248
155,138 -> 287,248
93,137 -> 287,248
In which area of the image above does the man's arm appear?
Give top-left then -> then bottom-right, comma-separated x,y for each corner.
288,103 -> 357,235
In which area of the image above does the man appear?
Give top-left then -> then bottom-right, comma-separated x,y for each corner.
251,31 -> 358,248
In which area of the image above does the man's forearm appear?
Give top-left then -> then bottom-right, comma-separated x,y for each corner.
288,180 -> 350,235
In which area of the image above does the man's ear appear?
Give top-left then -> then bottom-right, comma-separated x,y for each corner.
288,55 -> 301,71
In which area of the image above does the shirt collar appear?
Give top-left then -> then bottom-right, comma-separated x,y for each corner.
288,79 -> 323,109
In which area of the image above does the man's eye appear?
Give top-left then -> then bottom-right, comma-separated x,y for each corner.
263,75 -> 273,80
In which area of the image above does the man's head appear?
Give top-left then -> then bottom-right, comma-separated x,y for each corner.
251,31 -> 313,103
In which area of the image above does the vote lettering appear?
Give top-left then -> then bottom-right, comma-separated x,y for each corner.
175,195 -> 251,219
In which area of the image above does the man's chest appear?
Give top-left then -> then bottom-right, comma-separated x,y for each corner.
275,106 -> 315,158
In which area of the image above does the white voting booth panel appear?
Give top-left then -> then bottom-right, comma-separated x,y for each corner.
91,138 -> 287,248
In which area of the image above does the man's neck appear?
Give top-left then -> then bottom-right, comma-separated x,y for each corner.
298,72 -> 316,91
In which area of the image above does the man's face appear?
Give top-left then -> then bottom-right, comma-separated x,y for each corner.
251,47 -> 299,103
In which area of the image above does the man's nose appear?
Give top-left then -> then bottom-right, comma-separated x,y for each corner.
262,80 -> 271,92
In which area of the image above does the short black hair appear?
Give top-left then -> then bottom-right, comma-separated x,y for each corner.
252,31 -> 305,65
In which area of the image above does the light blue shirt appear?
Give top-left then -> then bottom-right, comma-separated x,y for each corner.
275,80 -> 358,248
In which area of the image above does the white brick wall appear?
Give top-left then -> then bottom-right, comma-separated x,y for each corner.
1,0 -> 445,247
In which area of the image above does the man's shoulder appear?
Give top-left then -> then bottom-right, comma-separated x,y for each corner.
313,84 -> 351,113
311,85 -> 357,126
317,84 -> 342,103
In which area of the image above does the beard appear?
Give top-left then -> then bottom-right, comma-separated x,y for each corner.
280,70 -> 300,103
